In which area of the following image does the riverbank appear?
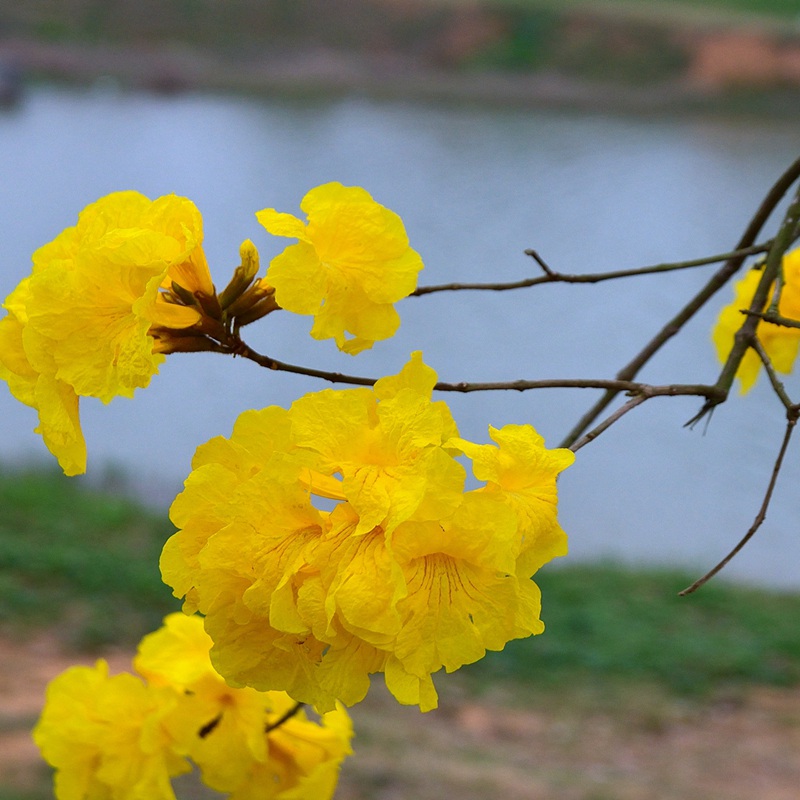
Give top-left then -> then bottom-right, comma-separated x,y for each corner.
4,467 -> 800,799
5,635 -> 800,800
1,1 -> 800,116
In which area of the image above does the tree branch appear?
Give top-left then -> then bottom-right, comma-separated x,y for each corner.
752,337 -> 797,412
410,243 -> 770,296
561,156 -> 800,448
687,178 -> 800,427
231,341 -> 727,405
679,415 -> 798,596
745,309 -> 800,330
569,395 -> 648,453
265,702 -> 305,733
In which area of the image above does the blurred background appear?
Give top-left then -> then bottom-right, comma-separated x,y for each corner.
1,2 -> 800,799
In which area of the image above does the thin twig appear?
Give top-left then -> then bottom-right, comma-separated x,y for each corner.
265,702 -> 305,733
745,309 -> 800,330
411,243 -> 770,296
751,338 -> 797,411
679,417 -> 798,596
687,178 -> 800,426
569,395 -> 648,452
560,156 -> 800,448
232,341 -> 725,401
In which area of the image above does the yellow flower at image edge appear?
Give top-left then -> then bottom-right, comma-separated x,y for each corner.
712,248 -> 800,393
160,352 -> 574,713
0,191 -> 211,474
33,614 -> 353,800
256,182 -> 424,354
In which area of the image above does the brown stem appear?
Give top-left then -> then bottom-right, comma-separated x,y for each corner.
229,341 -> 727,401
745,309 -> 800,330
569,395 -> 647,453
679,416 -> 798,596
686,178 -> 800,427
751,338 -> 797,412
560,156 -> 800,448
411,244 -> 770,296
265,702 -> 305,733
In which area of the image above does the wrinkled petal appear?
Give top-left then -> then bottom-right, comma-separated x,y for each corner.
257,182 -> 423,353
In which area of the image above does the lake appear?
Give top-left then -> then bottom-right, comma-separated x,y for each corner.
1,84 -> 798,587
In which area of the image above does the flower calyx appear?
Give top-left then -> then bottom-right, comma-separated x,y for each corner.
151,239 -> 279,355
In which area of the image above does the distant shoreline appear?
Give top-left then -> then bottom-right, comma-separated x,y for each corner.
1,36 -> 799,119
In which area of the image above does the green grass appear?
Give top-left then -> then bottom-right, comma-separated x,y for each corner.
467,563 -> 800,697
0,467 -> 180,649
474,0 -> 799,22
3,467 -> 800,697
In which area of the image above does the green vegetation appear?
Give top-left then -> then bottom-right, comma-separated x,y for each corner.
0,467 -> 179,649
478,0 -> 799,22
3,468 -> 800,799
2,467 -> 800,697
468,562 -> 800,697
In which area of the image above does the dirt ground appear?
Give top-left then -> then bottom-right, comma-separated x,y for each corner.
4,634 -> 800,800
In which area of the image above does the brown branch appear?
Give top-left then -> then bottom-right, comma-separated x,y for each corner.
410,243 -> 770,296
569,395 -> 648,453
679,416 -> 798,596
568,382 -> 728,452
687,178 -> 800,427
231,341 -> 727,403
745,309 -> 800,330
560,156 -> 800,448
235,345 -> 646,391
265,702 -> 305,733
751,338 -> 797,412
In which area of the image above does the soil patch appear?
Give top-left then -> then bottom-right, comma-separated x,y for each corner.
4,633 -> 800,799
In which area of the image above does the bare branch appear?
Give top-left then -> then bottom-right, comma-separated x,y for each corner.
229,340 -> 728,405
560,156 -> 800,448
752,337 -> 798,412
688,179 -> 800,426
265,702 -> 305,733
679,416 -> 798,596
569,395 -> 647,453
745,309 -> 800,330
410,243 -> 770,297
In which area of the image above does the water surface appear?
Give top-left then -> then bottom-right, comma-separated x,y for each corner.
1,85 -> 798,586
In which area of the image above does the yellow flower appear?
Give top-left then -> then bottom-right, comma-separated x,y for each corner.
134,613 -> 353,799
712,248 -> 800,392
32,660 -> 189,800
256,182 -> 424,354
0,279 -> 86,475
0,191 -> 211,474
34,617 -> 353,800
161,353 -> 573,712
449,424 -> 575,576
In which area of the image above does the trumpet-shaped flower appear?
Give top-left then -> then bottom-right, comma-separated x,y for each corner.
256,182 -> 424,354
712,248 -> 800,392
161,352 -> 573,712
134,613 -> 353,799
34,616 -> 353,800
0,191 -> 212,474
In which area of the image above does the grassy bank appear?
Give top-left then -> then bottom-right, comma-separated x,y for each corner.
0,468 -> 179,649
2,467 -> 800,697
4,468 -> 800,800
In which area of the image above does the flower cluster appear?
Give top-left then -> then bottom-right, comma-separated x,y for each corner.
0,184 -> 421,474
33,614 -> 353,800
161,352 -> 574,713
712,247 -> 800,392
0,192 -> 214,474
